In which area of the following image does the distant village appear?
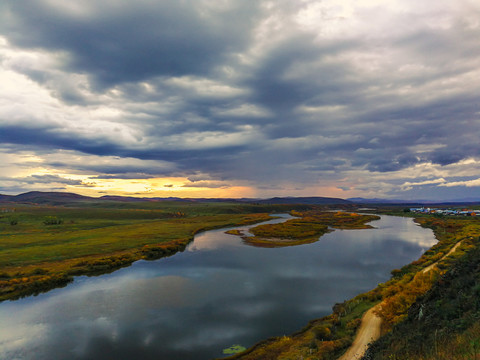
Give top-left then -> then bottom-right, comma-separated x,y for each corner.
409,207 -> 480,216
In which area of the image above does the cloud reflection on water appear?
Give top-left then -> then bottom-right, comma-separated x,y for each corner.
0,215 -> 436,359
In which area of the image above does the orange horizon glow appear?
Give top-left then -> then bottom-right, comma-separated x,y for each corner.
57,177 -> 355,199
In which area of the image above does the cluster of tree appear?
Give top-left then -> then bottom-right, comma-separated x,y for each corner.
0,272 -> 73,302
70,254 -> 136,275
139,239 -> 189,260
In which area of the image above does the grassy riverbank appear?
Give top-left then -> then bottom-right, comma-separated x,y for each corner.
0,201 -> 310,302
222,213 -> 480,360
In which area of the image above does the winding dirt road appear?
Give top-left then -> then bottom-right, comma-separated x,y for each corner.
337,303 -> 382,360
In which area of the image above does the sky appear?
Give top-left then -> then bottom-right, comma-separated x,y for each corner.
0,0 -> 479,200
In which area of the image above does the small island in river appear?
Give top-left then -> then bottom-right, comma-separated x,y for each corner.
227,210 -> 380,247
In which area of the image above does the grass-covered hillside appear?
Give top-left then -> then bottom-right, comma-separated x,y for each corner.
363,215 -> 480,360
365,242 -> 480,359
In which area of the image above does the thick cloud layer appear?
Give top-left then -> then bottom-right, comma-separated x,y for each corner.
1,0 -> 480,200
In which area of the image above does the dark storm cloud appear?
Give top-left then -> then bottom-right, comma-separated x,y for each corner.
0,124 -> 126,157
0,120 -> 228,163
246,38 -> 360,114
0,174 -> 95,192
1,1 -> 261,89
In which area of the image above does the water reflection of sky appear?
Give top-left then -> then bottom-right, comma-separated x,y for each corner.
0,215 -> 436,360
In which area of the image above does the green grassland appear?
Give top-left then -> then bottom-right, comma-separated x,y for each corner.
0,201 -> 311,301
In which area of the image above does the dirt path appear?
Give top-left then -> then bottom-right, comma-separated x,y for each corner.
422,240 -> 463,273
337,303 -> 382,360
338,239 -> 463,360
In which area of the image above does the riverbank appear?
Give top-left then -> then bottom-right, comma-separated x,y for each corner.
0,202 -> 281,302
222,214 -> 480,360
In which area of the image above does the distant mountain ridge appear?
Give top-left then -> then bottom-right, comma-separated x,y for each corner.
0,191 -> 351,205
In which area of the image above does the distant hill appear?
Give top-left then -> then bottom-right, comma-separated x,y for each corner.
99,195 -> 155,202
0,194 -> 12,202
0,191 -> 94,205
251,196 -> 352,205
348,197 -> 422,204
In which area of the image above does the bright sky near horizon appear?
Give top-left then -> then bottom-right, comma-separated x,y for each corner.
1,0 -> 479,200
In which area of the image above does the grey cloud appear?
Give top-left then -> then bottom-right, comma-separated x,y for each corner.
387,179 -> 480,202
14,174 -> 87,186
182,181 -> 230,189
47,161 -> 177,178
1,1 -> 480,200
90,173 -> 158,180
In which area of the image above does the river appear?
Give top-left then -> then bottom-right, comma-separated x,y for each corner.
0,214 -> 436,360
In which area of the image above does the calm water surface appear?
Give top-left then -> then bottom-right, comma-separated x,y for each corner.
0,215 -> 435,360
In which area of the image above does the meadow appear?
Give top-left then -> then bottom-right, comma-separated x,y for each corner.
0,200 -> 307,301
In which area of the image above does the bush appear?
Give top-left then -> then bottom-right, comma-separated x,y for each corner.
313,326 -> 332,340
32,268 -> 49,275
0,272 -> 11,280
43,216 -> 63,225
